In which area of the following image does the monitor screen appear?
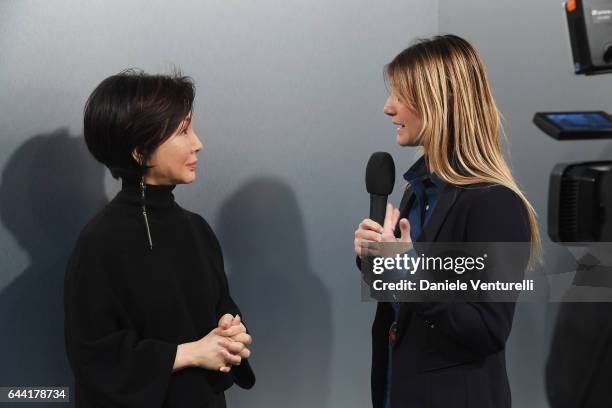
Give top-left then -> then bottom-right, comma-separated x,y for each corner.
546,113 -> 612,130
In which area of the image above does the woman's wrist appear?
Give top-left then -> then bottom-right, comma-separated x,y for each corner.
172,342 -> 196,372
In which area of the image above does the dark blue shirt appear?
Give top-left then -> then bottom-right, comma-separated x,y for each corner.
384,156 -> 446,408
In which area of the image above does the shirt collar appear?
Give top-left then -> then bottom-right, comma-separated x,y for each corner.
403,156 -> 446,190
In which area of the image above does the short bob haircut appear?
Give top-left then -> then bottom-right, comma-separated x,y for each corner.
84,68 -> 195,180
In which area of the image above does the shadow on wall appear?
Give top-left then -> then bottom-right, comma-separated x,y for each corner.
0,129 -> 106,402
217,178 -> 332,408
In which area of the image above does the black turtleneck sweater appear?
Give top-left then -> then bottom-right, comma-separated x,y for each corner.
63,179 -> 254,408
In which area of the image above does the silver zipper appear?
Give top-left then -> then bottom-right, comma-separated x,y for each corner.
140,178 -> 153,250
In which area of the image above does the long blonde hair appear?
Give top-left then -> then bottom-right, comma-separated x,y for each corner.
385,34 -> 541,269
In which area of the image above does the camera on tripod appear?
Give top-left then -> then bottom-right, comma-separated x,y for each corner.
533,0 -> 612,244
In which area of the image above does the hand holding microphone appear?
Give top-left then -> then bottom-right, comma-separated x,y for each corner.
354,152 -> 411,258
354,203 -> 411,257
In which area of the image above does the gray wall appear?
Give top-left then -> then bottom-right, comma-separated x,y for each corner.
0,1 -> 437,407
439,0 -> 612,406
4,1 -> 603,406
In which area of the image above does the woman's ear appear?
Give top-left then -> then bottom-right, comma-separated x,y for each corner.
131,149 -> 143,165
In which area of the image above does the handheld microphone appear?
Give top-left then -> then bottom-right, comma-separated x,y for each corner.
365,152 -> 395,225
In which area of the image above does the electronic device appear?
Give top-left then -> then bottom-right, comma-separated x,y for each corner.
549,161 -> 612,242
532,0 -> 612,243
565,0 -> 612,75
533,111 -> 612,140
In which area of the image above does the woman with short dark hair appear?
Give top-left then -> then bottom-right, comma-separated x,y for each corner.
64,69 -> 254,408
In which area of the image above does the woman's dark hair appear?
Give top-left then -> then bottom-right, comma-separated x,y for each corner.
83,68 -> 195,179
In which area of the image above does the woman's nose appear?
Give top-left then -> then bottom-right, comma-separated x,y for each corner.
193,133 -> 203,153
383,96 -> 395,116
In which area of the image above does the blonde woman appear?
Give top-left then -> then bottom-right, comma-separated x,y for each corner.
354,35 -> 540,408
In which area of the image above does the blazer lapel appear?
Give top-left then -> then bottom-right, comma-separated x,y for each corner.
395,183 -> 462,343
394,182 -> 461,244
394,184 -> 415,237
416,183 -> 461,243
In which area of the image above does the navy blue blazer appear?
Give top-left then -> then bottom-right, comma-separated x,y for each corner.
361,182 -> 531,408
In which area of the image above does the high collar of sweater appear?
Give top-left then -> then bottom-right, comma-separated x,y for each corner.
117,178 -> 177,210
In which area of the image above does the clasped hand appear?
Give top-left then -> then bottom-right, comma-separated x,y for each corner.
192,313 -> 253,373
215,314 -> 252,373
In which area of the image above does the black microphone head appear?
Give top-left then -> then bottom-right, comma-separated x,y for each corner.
365,152 -> 395,195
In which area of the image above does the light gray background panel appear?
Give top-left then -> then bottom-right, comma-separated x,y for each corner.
0,1 -> 437,407
2,1 -> 609,407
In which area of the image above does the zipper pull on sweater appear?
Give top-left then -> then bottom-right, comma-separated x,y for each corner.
140,177 -> 153,250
